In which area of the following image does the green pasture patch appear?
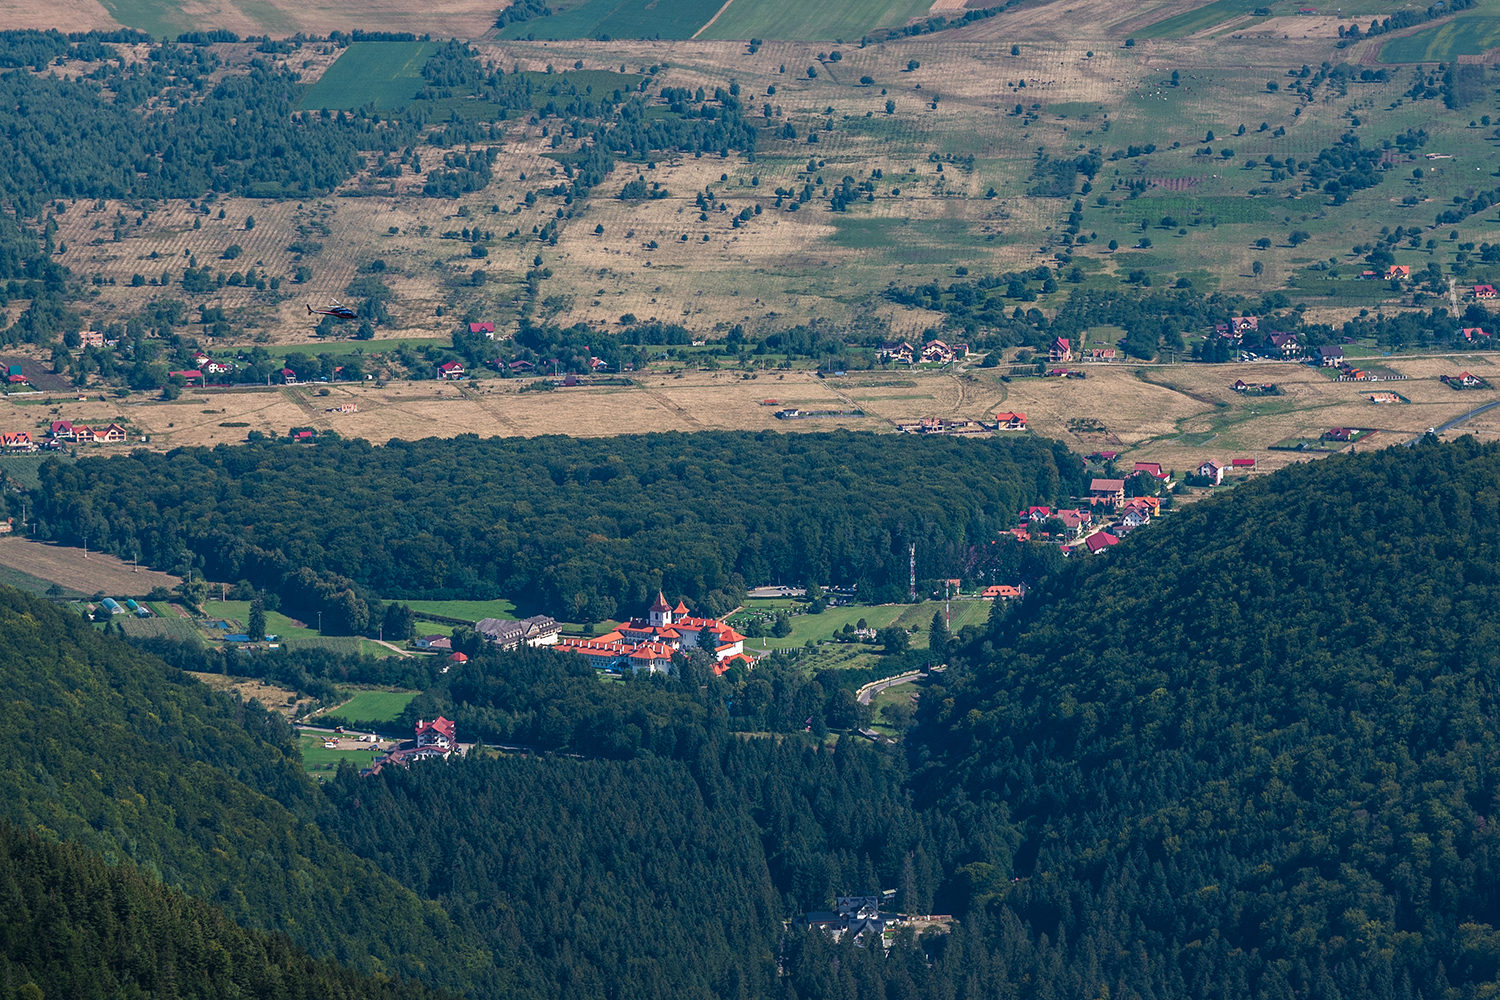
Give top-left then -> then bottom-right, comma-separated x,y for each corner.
94,0 -> 191,39
829,217 -> 910,249
499,0 -> 725,40
400,598 -> 519,622
0,561 -> 83,600
1131,196 -> 1275,225
298,42 -> 438,112
329,689 -> 418,724
737,604 -> 903,651
1380,15 -> 1500,63
1134,0 -> 1263,39
699,0 -> 935,41
1048,102 -> 1109,119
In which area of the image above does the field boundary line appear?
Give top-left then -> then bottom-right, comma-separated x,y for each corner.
691,0 -> 737,39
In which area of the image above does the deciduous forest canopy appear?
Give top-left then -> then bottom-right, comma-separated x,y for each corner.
34,431 -> 1081,621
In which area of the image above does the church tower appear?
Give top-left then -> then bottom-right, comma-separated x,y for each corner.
649,591 -> 673,627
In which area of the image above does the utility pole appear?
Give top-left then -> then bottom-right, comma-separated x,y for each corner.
317,611 -> 322,633
82,536 -> 87,559
944,579 -> 950,629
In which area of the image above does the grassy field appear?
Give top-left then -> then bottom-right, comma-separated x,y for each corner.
1380,15 -> 1500,62
298,732 -> 384,779
1133,0 -> 1261,39
699,0 -> 937,42
202,600 -> 323,639
402,598 -> 519,622
298,42 -> 439,112
328,689 -> 419,723
498,0 -> 726,40
734,601 -> 904,651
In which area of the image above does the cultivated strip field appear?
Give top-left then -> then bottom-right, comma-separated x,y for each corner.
0,538 -> 180,596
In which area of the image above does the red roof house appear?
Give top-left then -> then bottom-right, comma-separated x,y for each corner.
1084,532 -> 1119,554
414,716 -> 457,749
469,321 -> 496,336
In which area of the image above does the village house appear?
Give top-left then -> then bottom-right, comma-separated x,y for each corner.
468,321 -> 496,338
1317,345 -> 1344,367
1122,496 -> 1161,517
414,716 -> 457,750
1020,506 -> 1053,523
1463,327 -> 1489,341
1196,460 -> 1225,485
0,432 -> 32,452
1084,532 -> 1119,554
475,615 -> 561,650
1132,461 -> 1170,483
995,412 -> 1027,431
1324,427 -> 1355,442
413,634 -> 452,650
1055,508 -> 1092,535
1475,285 -> 1498,299
879,341 -> 915,364
982,584 -> 1025,600
1230,316 -> 1259,335
1118,508 -> 1151,531
1088,478 -> 1126,509
1268,333 -> 1300,357
1006,527 -> 1031,541
920,340 -> 968,364
281,368 -> 298,385
77,331 -> 104,348
1386,265 -> 1411,280
1049,336 -> 1073,363
438,361 -> 466,379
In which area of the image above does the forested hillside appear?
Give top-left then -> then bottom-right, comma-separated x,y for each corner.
0,588 -> 497,993
0,825 -> 447,1000
34,432 -> 1081,622
911,436 -> 1500,1000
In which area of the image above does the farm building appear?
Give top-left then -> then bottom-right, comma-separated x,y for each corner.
1232,458 -> 1257,470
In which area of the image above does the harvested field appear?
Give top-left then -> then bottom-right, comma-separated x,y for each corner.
0,538 -> 180,597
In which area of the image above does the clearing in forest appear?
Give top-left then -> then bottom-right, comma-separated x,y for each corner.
298,41 -> 438,112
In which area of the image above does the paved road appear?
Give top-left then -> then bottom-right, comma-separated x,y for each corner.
1404,398 -> 1500,445
857,670 -> 924,705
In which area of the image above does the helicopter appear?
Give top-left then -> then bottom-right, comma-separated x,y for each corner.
308,299 -> 357,320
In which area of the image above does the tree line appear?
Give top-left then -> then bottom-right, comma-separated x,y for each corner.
31,432 -> 1083,624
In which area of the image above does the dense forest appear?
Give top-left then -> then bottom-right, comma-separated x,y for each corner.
32,432 -> 1082,624
0,586 -> 500,994
0,825 -> 447,1000
16,439 -> 1500,999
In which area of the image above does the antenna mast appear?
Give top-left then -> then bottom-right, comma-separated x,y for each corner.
908,543 -> 916,603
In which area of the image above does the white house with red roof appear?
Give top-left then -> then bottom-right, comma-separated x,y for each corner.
414,716 -> 456,750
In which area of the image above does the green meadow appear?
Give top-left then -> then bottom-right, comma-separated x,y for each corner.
498,0 -> 726,40
298,41 -> 438,112
699,0 -> 936,41
329,689 -> 419,723
1380,15 -> 1500,62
